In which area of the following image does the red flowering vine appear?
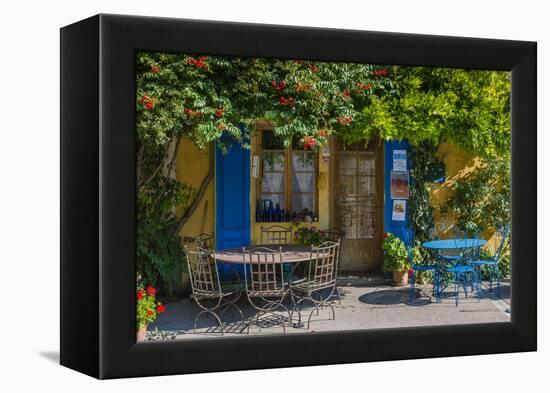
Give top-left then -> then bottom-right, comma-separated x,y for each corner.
295,83 -> 312,92
337,116 -> 352,125
137,289 -> 145,300
140,95 -> 156,110
146,309 -> 153,317
147,286 -> 157,296
374,68 -> 389,77
302,135 -> 317,150
279,96 -> 295,107
342,89 -> 351,99
214,107 -> 225,117
156,304 -> 166,313
150,65 -> 160,74
187,55 -> 208,69
271,81 -> 287,91
307,63 -> 318,72
184,107 -> 201,118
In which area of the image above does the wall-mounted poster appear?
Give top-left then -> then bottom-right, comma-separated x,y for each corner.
392,200 -> 407,221
390,170 -> 409,199
393,150 -> 407,171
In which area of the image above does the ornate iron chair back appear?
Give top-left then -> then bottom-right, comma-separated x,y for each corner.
196,233 -> 215,251
307,241 -> 340,291
243,247 -> 285,294
319,228 -> 345,242
261,225 -> 292,245
186,248 -> 222,296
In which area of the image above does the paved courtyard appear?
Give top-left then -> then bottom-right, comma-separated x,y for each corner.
145,277 -> 511,341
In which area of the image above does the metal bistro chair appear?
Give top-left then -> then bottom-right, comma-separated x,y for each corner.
242,246 -> 292,333
196,233 -> 215,250
403,229 -> 440,303
444,229 -> 479,306
261,225 -> 292,245
186,248 -> 244,335
291,241 -> 341,329
469,226 -> 509,297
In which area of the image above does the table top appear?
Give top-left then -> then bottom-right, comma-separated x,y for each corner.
214,244 -> 312,264
422,238 -> 487,250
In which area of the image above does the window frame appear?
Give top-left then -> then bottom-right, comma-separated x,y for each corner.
258,129 -> 319,221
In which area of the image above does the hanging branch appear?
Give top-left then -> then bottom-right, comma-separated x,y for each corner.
172,144 -> 215,236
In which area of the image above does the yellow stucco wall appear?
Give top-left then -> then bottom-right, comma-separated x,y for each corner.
175,139 -> 215,245
430,142 -> 500,250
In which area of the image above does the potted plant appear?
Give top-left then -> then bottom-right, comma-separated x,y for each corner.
383,232 -> 411,286
294,226 -> 329,246
136,285 -> 165,341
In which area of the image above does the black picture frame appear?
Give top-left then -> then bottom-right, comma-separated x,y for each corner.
60,14 -> 536,379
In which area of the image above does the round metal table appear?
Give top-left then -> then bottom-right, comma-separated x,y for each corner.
214,244 -> 312,264
422,239 -> 487,250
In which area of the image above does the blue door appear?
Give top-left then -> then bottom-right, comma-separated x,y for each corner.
215,135 -> 251,250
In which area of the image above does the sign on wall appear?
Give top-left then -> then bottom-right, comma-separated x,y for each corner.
390,170 -> 409,199
392,150 -> 407,171
392,200 -> 407,221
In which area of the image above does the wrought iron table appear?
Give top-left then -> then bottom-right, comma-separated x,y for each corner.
214,244 -> 313,264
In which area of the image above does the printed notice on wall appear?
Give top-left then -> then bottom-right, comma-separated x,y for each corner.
393,150 -> 407,171
392,200 -> 407,221
390,170 -> 409,199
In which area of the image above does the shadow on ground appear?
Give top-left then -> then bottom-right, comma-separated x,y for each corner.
358,288 -> 431,306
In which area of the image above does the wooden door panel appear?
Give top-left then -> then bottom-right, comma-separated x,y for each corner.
335,141 -> 383,271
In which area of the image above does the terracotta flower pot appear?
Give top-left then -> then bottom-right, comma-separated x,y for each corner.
136,325 -> 147,342
392,270 -> 409,286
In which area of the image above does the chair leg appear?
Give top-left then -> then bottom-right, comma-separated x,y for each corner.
454,272 -> 460,307
409,271 -> 415,302
496,264 -> 500,297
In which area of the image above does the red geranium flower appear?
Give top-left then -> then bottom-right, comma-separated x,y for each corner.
150,65 -> 160,73
308,63 -> 318,72
137,289 -> 145,300
302,136 -> 316,150
279,96 -> 295,107
156,304 -> 166,313
146,309 -> 153,317
342,89 -> 351,98
147,286 -> 157,296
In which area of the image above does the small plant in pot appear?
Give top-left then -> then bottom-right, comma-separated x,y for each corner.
383,232 -> 411,286
136,284 -> 165,341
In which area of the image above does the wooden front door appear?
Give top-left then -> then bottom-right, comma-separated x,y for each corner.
334,139 -> 383,271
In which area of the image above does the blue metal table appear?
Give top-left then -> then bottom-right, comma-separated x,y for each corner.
422,238 -> 488,301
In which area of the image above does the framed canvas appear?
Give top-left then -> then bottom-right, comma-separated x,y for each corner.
60,14 -> 536,379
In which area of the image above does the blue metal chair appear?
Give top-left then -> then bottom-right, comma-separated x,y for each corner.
403,229 -> 440,303
469,226 -> 509,297
444,229 -> 479,306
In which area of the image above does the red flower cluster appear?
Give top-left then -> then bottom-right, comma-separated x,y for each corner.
374,68 -> 389,77
342,89 -> 351,99
271,81 -> 287,91
318,129 -> 328,138
355,82 -> 372,90
140,95 -> 156,110
146,309 -> 153,317
214,107 -> 224,117
302,135 -> 317,150
187,56 -> 208,69
279,96 -> 295,107
150,65 -> 160,74
137,289 -> 145,300
184,107 -> 201,118
156,304 -> 166,313
337,116 -> 352,125
307,63 -> 318,72
295,83 -> 312,92
146,286 -> 157,296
